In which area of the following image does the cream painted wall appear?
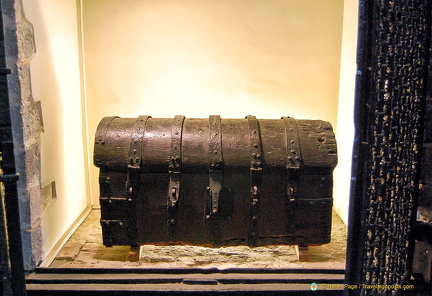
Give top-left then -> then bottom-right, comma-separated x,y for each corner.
334,0 -> 358,225
82,0 -> 344,206
22,0 -> 88,257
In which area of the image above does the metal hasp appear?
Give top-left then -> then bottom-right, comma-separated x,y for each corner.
126,115 -> 150,246
167,115 -> 185,242
206,115 -> 224,247
94,115 -> 337,248
246,115 -> 263,247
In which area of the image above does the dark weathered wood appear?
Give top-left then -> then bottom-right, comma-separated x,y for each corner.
128,246 -> 140,262
94,115 -> 337,248
93,117 -> 337,173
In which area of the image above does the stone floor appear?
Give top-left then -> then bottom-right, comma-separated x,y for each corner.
49,209 -> 347,270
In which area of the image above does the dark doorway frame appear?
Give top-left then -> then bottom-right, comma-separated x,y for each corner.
345,0 -> 432,295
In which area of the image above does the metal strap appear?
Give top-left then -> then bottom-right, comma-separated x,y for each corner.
94,116 -> 118,167
282,116 -> 301,170
282,116 -> 301,202
209,115 -> 223,170
125,115 -> 150,246
207,115 -> 223,217
282,117 -> 301,236
95,116 -> 118,147
128,115 -> 151,169
99,171 -> 112,198
96,117 -> 120,245
168,115 -> 185,242
246,115 -> 263,247
206,115 -> 224,246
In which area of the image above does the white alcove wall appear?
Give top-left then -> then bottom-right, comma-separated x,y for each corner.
22,0 -> 89,259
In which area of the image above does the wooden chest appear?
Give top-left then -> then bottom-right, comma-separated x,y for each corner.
94,115 -> 337,248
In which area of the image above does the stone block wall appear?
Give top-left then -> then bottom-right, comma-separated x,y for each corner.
2,0 -> 44,271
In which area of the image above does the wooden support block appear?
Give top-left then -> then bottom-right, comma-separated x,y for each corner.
128,246 -> 141,262
295,245 -> 309,262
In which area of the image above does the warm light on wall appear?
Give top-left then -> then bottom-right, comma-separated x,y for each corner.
84,0 -> 343,117
83,0 -> 344,207
333,0 -> 358,225
22,0 -> 88,257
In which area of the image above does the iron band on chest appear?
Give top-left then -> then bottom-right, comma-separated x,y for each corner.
167,115 -> 185,241
206,115 -> 224,246
246,115 -> 263,246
